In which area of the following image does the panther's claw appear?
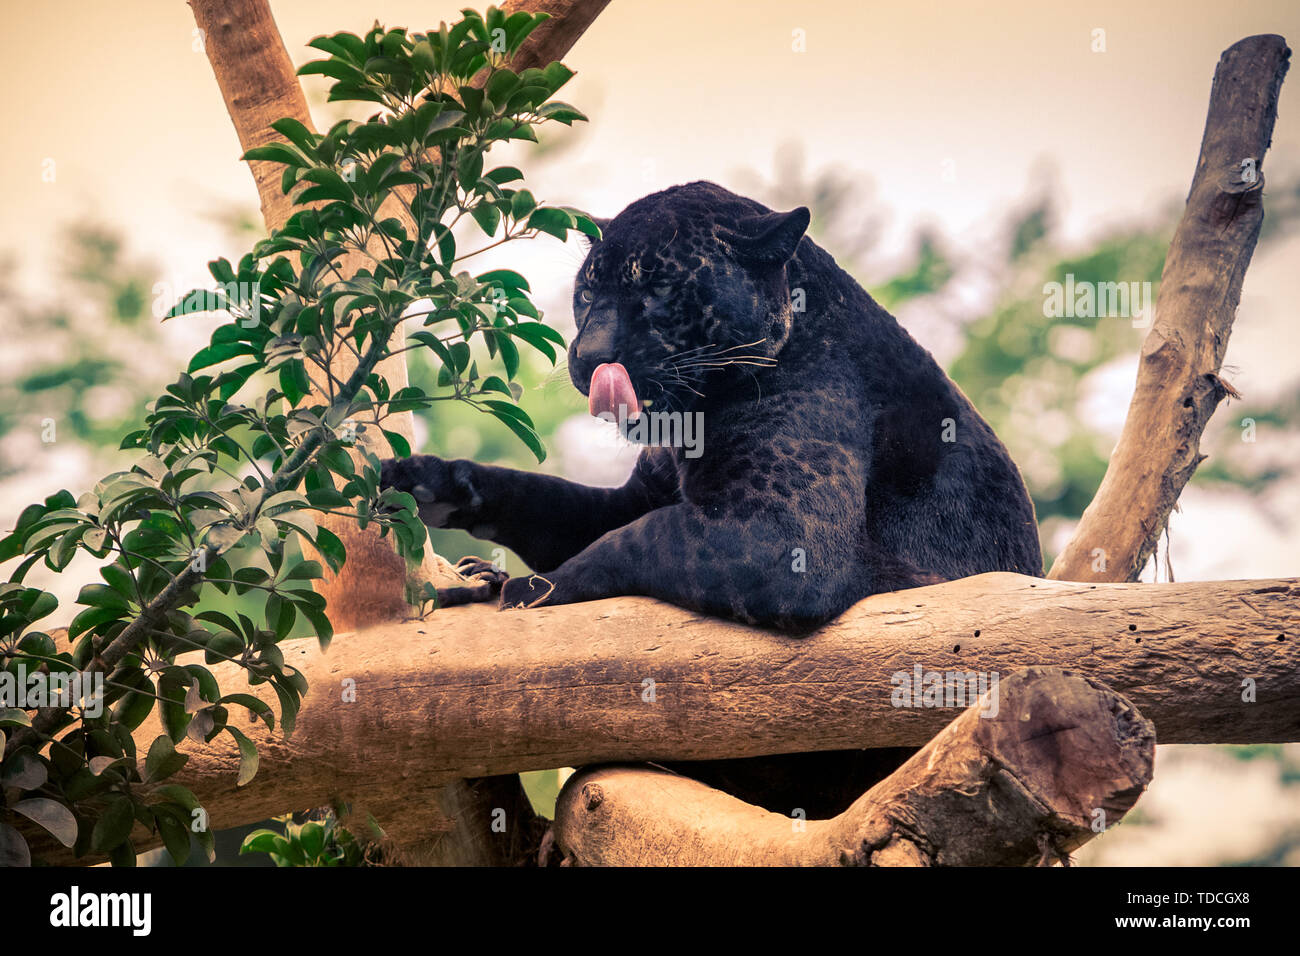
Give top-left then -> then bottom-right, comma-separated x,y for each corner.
433,556 -> 509,607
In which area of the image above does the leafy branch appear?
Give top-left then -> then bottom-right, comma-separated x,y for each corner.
0,7 -> 595,866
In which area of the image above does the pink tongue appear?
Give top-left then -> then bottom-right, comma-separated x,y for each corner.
588,362 -> 640,420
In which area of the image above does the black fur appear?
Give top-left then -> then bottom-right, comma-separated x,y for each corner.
381,181 -> 1042,816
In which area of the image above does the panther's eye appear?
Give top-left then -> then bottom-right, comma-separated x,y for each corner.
578,288 -> 594,304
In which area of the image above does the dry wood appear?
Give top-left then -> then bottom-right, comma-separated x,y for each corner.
552,667 -> 1155,866
21,573 -> 1296,863
1050,34 -> 1291,582
190,0 -> 310,229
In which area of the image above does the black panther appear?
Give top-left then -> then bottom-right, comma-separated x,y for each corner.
381,181 -> 1042,817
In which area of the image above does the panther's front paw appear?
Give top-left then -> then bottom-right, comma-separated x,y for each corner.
434,555 -> 510,608
499,574 -> 556,610
380,455 -> 484,530
454,555 -> 509,588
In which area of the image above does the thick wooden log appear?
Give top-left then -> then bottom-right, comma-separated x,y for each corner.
552,667 -> 1155,865
1050,34 -> 1291,582
20,572 -> 1297,863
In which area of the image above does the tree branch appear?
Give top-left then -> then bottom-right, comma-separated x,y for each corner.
19,573 -> 1296,864
551,667 -> 1155,866
188,0 -> 613,631
189,0 -> 312,231
1050,34 -> 1292,582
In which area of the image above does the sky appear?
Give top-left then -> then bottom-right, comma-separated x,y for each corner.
2,0 -> 1299,572
3,0 -> 1299,291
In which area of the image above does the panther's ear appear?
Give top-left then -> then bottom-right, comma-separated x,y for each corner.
581,216 -> 613,249
719,207 -> 810,267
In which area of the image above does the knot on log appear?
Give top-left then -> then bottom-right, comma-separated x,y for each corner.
1207,175 -> 1265,229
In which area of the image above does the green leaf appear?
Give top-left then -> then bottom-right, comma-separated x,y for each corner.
11,798 -> 77,848
382,430 -> 411,458
112,671 -> 156,731
476,268 -> 530,292
470,201 -> 501,237
154,784 -> 202,811
156,809 -> 191,865
298,820 -> 326,859
527,207 -> 574,241
270,117 -> 319,155
227,726 -> 260,787
496,333 -> 520,379
108,839 -> 137,868
242,143 -> 310,168
302,604 -> 334,650
240,828 -> 284,856
306,486 -> 350,510
541,61 -> 575,93
300,167 -> 353,202
145,735 -> 189,783
506,321 -> 561,362
297,59 -> 364,83
510,189 -> 536,220
76,583 -> 130,612
0,823 -> 31,867
91,796 -> 136,853
67,605 -> 127,641
486,404 -> 546,462
484,166 -> 523,186
284,560 -> 324,581
0,708 -> 33,728
313,526 -> 346,573
536,101 -> 587,125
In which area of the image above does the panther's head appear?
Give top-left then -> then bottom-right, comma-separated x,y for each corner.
568,181 -> 810,421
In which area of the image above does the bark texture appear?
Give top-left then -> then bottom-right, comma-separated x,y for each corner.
552,667 -> 1155,866
21,573 -> 1296,863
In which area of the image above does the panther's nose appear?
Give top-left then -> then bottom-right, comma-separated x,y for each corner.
570,308 -> 619,389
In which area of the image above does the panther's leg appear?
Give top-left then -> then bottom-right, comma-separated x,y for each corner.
496,501 -> 936,817
498,500 -> 867,632
381,448 -> 679,573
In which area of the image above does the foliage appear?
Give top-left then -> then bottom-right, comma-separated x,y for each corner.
239,807 -> 375,867
0,7 -> 594,866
